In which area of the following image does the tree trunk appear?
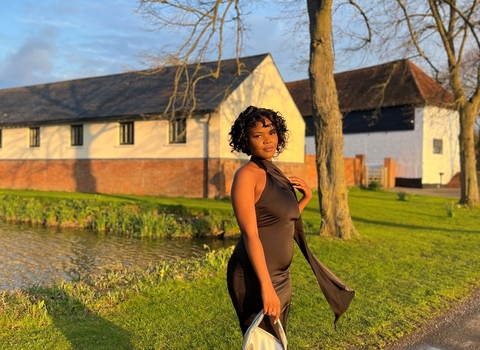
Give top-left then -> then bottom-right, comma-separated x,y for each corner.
458,102 -> 479,206
306,0 -> 359,239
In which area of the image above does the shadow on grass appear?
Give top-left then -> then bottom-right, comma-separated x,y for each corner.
351,216 -> 480,235
350,190 -> 454,203
27,285 -> 132,350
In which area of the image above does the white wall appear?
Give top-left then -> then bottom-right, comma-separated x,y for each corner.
218,54 -> 305,163
306,106 -> 460,184
0,55 -> 304,164
0,118 -> 207,160
336,108 -> 424,179
305,138 -> 316,155
421,106 -> 460,185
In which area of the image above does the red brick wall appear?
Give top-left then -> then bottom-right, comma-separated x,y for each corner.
304,155 -> 319,188
0,159 -> 209,198
208,158 -> 317,197
445,172 -> 480,189
0,155 -> 391,197
304,154 -> 368,188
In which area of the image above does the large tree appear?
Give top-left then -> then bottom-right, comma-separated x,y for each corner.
307,0 -> 358,238
348,0 -> 480,206
136,0 -> 359,239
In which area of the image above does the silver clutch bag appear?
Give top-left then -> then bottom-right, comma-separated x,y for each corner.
242,310 -> 287,350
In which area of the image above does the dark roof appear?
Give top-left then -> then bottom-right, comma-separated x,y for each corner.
286,59 -> 455,116
0,54 -> 269,127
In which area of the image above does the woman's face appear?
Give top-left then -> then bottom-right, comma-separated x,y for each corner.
247,117 -> 278,160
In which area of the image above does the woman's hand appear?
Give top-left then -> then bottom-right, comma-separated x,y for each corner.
261,284 -> 281,324
289,176 -> 312,213
289,176 -> 312,199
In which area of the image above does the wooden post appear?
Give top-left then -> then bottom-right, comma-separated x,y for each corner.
355,154 -> 366,186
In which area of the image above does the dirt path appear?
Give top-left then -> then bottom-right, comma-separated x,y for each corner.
386,288 -> 480,350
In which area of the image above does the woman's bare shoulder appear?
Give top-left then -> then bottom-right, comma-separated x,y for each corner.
234,161 -> 264,181
232,162 -> 267,201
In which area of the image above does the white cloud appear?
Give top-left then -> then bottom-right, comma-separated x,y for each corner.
0,27 -> 58,88
0,0 -> 311,89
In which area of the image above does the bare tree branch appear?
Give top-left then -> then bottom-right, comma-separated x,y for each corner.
396,0 -> 439,73
346,0 -> 372,46
136,0 -> 245,118
340,0 -> 480,204
443,0 -> 480,48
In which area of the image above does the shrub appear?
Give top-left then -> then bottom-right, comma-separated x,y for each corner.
445,202 -> 457,217
368,181 -> 382,191
397,191 -> 412,201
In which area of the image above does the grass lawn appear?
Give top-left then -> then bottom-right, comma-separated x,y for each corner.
0,188 -> 231,211
0,189 -> 479,349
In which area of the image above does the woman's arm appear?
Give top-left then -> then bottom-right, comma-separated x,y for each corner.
231,167 -> 280,323
288,176 -> 313,212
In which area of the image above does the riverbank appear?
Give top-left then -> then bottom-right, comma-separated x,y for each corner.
0,189 -> 479,349
0,189 -> 238,238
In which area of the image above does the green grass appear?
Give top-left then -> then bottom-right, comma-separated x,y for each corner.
0,189 -> 231,210
0,190 -> 237,238
0,189 -> 479,349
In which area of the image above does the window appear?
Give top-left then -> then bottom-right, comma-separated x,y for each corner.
29,127 -> 40,147
433,139 -> 443,154
169,119 -> 186,144
71,125 -> 83,146
119,122 -> 134,145
0,129 -> 2,148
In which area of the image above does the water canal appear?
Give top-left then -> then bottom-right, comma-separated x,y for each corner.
0,221 -> 235,292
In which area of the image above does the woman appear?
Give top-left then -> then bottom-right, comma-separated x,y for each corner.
226,106 -> 354,341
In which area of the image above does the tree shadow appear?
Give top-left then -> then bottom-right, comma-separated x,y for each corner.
27,285 -> 132,349
351,216 -> 480,234
210,168 -> 226,199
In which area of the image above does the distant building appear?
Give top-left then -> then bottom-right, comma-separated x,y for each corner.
0,54 -> 305,198
287,59 -> 460,188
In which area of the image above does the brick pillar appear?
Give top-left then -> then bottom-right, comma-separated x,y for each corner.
383,157 -> 396,188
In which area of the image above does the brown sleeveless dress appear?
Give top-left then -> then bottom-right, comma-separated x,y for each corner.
227,156 -> 355,339
226,156 -> 300,337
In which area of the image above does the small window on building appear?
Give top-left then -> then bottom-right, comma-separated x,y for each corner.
169,118 -> 186,144
30,127 -> 40,147
119,122 -> 134,145
71,125 -> 83,146
433,139 -> 443,154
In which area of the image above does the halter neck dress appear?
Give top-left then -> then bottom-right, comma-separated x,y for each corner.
226,156 -> 300,337
227,156 -> 355,339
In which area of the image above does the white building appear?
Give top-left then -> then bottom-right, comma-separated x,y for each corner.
287,59 -> 460,188
0,54 -> 305,198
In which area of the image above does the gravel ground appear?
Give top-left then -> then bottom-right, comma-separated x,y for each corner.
386,288 -> 480,350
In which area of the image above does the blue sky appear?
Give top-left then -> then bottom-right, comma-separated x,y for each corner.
0,0 -> 366,90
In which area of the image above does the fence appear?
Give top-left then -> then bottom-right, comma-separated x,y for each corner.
304,154 -> 396,189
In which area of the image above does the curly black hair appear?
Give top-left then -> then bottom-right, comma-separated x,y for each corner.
228,105 -> 289,156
